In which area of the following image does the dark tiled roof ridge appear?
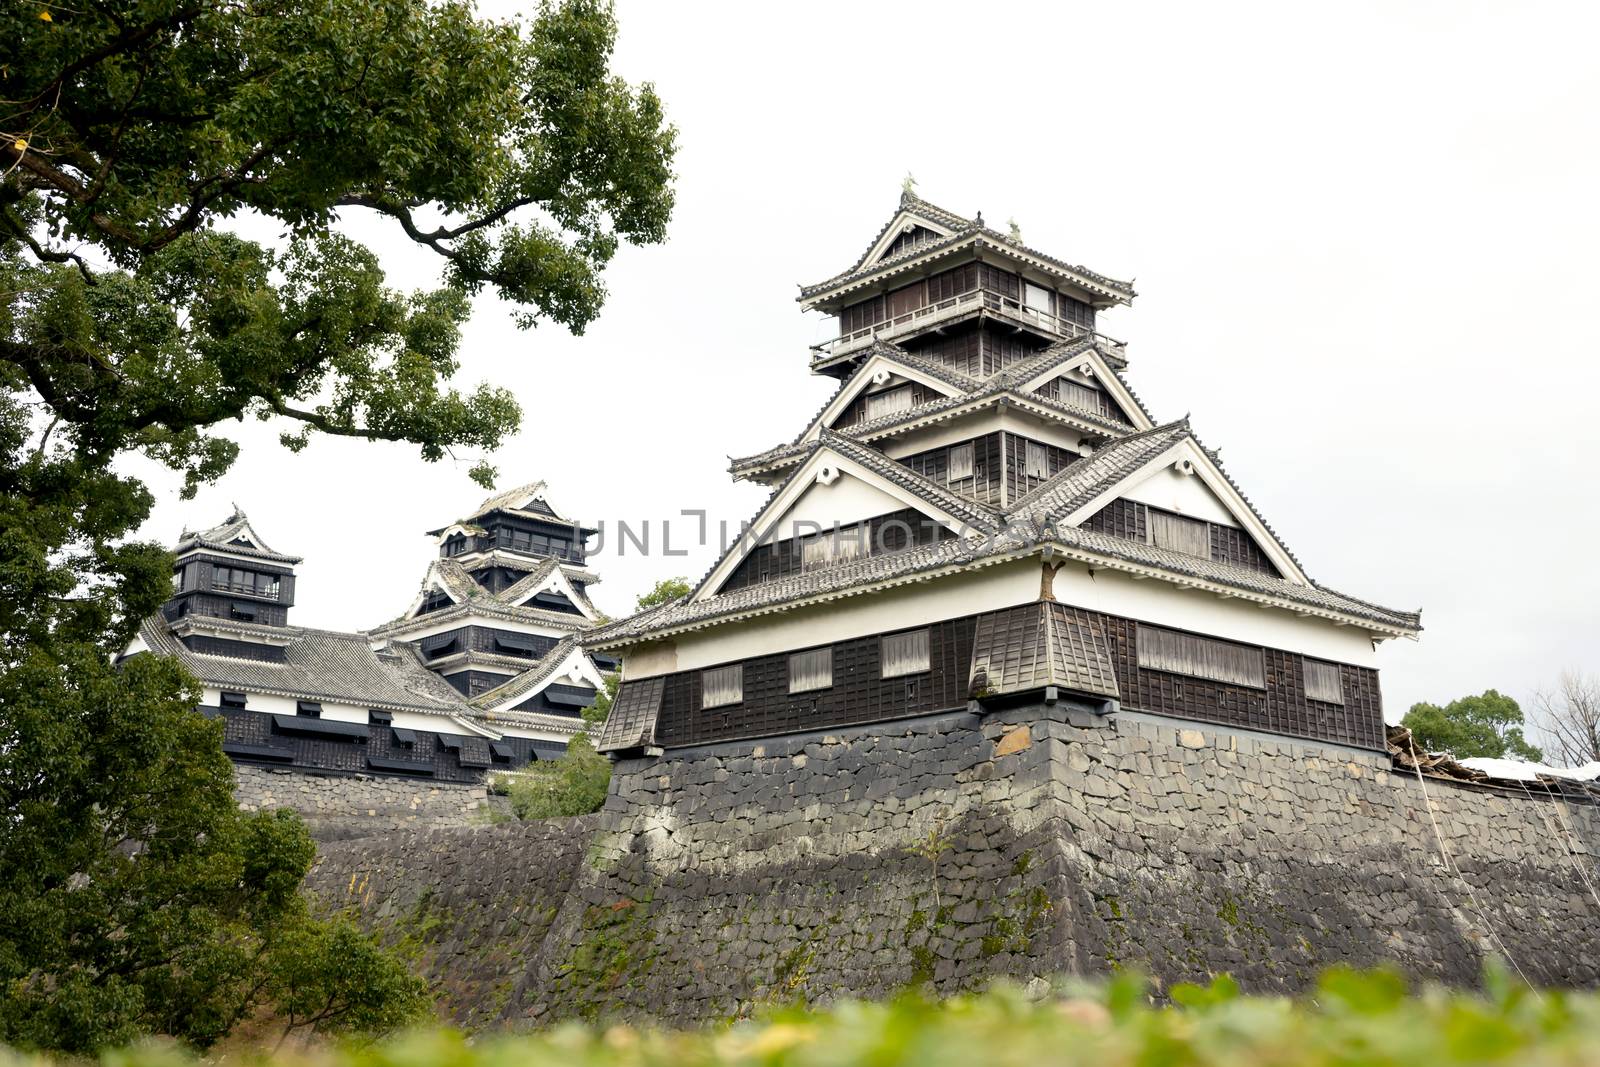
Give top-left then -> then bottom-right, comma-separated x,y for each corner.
1007,419 -> 1190,516
468,634 -> 584,709
816,430 -> 1004,533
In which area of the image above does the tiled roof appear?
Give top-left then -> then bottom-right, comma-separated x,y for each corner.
799,193 -> 1136,305
729,345 -> 1135,481
175,507 -> 301,564
1009,420 -> 1192,518
139,615 -> 473,715
818,430 -> 1003,533
468,635 -> 586,710
368,557 -> 600,637
592,416 -> 1420,645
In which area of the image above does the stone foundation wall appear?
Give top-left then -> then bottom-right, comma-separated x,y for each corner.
304,703 -> 1600,1027
233,763 -> 500,842
305,815 -> 599,1028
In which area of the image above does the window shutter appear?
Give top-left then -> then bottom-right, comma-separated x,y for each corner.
801,533 -> 833,569
881,629 -> 931,678
296,700 -> 323,718
1024,440 -> 1049,478
1304,660 -> 1345,704
701,664 -> 743,709
1135,626 -> 1264,688
220,691 -> 247,709
1149,510 -> 1211,558
789,647 -> 833,693
866,386 -> 913,422
948,442 -> 975,481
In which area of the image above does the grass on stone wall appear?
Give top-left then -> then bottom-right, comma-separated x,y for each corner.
5,968 -> 1600,1066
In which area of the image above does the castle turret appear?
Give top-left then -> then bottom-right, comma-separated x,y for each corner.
165,506 -> 301,629
370,481 -> 612,749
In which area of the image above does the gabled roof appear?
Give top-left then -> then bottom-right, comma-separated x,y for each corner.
469,634 -> 606,713
1009,420 -> 1193,519
369,558 -> 596,637
427,479 -> 594,535
176,506 -> 302,564
729,343 -> 1142,484
799,191 -> 1136,308
594,418 -> 1421,646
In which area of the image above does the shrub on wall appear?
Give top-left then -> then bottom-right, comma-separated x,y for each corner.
500,736 -> 611,819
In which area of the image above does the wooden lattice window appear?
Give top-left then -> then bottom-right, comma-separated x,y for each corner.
789,648 -> 834,693
947,442 -> 975,481
1058,378 -> 1104,415
701,664 -> 743,709
1136,626 -> 1265,689
1149,509 -> 1211,558
866,386 -> 914,422
1304,660 -> 1345,705
801,532 -> 832,569
881,629 -> 931,678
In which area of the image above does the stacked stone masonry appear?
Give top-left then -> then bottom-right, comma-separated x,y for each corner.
304,705 -> 1600,1026
234,763 -> 501,842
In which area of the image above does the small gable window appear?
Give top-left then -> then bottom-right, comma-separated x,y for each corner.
220,691 -> 247,709
801,532 -> 832,569
702,665 -> 743,709
1058,378 -> 1105,415
1149,510 -> 1211,559
789,647 -> 833,694
1304,660 -> 1345,705
881,629 -> 930,678
1136,626 -> 1265,689
865,386 -> 913,422
947,442 -> 975,482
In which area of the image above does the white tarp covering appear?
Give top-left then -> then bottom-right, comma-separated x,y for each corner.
1459,756 -> 1600,782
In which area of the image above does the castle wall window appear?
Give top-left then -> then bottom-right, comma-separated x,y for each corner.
801,533 -> 832,569
881,629 -> 930,678
702,664 -> 743,708
947,442 -> 975,482
220,691 -> 247,709
1024,281 -> 1053,314
1057,378 -> 1105,415
1024,440 -> 1050,479
213,566 -> 280,599
788,647 -> 833,693
1304,660 -> 1345,705
1136,625 -> 1265,689
1149,510 -> 1211,559
865,386 -> 914,422
296,700 -> 323,718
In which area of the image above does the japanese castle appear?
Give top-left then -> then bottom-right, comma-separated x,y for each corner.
590,190 -> 1422,755
132,482 -> 613,780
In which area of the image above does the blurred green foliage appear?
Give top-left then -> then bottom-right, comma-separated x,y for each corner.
6,968 -> 1599,1067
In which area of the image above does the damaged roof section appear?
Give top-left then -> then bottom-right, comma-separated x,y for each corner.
1386,725 -> 1600,800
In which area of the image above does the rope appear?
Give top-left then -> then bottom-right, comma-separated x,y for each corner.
1407,755 -> 1542,994
1536,780 -> 1600,912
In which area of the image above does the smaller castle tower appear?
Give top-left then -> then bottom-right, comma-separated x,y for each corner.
162,507 -> 303,661
369,481 -> 613,745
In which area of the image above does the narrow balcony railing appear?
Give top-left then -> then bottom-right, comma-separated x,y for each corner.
213,579 -> 280,600
812,287 -> 1126,363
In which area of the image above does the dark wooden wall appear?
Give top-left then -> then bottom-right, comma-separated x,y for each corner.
718,508 -> 953,594
645,602 -> 1383,752
1083,499 -> 1281,577
209,705 -> 564,781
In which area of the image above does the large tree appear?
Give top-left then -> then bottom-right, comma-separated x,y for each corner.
0,0 -> 674,1051
1400,689 -> 1544,762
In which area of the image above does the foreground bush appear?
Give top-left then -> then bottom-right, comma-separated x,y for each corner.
5,968 -> 1600,1066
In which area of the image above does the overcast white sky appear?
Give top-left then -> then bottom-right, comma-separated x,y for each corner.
132,1 -> 1600,721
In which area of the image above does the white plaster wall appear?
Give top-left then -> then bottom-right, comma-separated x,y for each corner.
772,473 -> 910,540
1050,561 -> 1380,666
1120,466 -> 1238,526
628,559 -> 1042,676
